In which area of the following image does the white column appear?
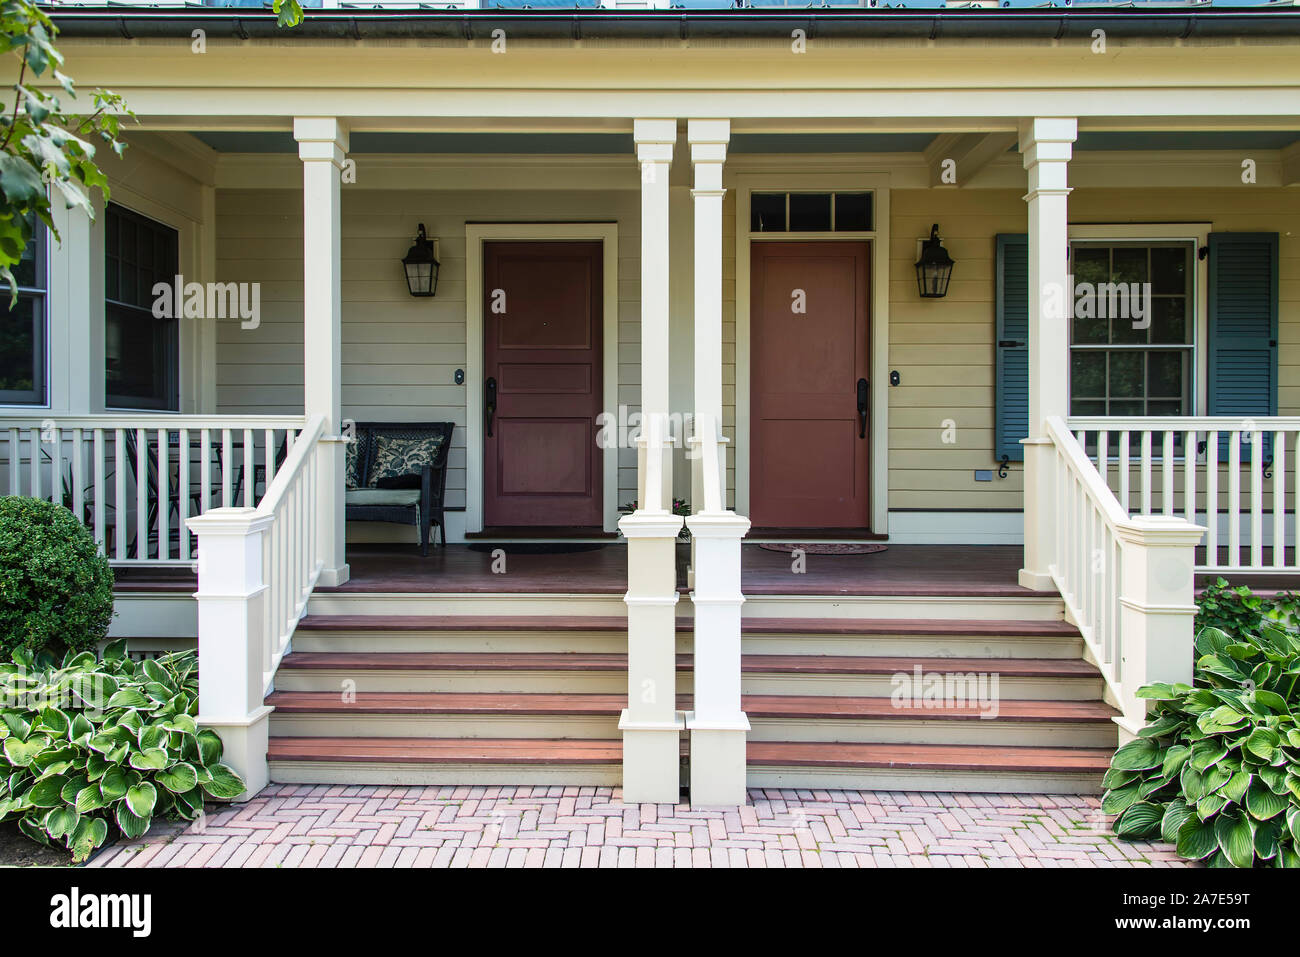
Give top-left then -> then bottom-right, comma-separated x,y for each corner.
48,198 -> 104,414
294,117 -> 349,586
1113,515 -> 1203,740
1018,117 -> 1076,591
618,119 -> 684,804
684,120 -> 750,806
186,507 -> 274,799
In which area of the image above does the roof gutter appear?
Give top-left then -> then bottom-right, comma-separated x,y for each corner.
46,7 -> 1300,43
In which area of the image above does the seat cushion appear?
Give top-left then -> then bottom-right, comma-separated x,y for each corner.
345,436 -> 363,490
345,488 -> 421,507
367,433 -> 447,489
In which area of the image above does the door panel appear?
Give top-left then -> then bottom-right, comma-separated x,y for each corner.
484,241 -> 603,526
751,241 -> 870,529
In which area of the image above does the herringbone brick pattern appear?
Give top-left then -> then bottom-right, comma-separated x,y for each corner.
85,785 -> 1191,868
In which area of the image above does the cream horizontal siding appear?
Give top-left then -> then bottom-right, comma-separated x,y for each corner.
214,183 -> 641,522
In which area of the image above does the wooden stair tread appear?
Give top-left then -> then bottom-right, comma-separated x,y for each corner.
266,691 -> 1116,722
279,651 -> 1098,678
747,741 -> 1114,773
268,737 -> 624,765
295,614 -> 1080,638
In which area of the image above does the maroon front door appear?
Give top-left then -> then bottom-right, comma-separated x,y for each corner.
483,241 -> 603,527
750,241 -> 871,529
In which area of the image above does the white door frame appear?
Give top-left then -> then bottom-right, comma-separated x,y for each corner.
464,223 -> 621,534
734,174 -> 891,533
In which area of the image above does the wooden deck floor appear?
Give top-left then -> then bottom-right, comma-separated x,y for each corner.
112,541 -> 1293,597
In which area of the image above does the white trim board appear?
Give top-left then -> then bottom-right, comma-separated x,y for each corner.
464,223 -> 621,535
734,172 -> 891,533
887,511 -> 1025,546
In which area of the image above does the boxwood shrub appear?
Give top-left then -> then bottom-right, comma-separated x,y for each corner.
0,642 -> 245,863
0,496 -> 114,660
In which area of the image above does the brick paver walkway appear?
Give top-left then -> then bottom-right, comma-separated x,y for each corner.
86,785 -> 1191,868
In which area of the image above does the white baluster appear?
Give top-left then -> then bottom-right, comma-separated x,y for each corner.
222,429 -> 233,507
1184,430 -> 1196,527
115,429 -> 126,561
157,429 -> 169,561
1251,429 -> 1264,568
1229,431 -> 1241,569
1206,431 -> 1219,570
1162,430 -> 1174,516
1273,431 -> 1286,569
135,429 -> 147,560
1119,430 -> 1130,513
1140,431 -> 1152,515
93,429 -> 105,553
179,429 -> 191,561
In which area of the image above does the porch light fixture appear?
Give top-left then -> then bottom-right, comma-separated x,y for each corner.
402,224 -> 440,297
914,223 -> 955,299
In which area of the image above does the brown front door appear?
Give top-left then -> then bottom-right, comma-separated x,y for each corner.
483,241 -> 603,527
750,241 -> 870,529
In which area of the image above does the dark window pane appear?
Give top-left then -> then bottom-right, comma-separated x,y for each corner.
750,193 -> 785,232
1071,351 -> 1106,399
1150,297 -> 1189,345
1111,246 -> 1148,285
1073,313 -> 1108,345
788,193 -> 831,232
1110,309 -> 1147,345
1148,351 -> 1185,399
0,296 -> 37,394
1072,399 -> 1105,417
1150,245 -> 1189,295
105,204 -> 179,410
833,193 -> 871,231
1072,246 -> 1109,287
1110,400 -> 1144,417
1109,352 -> 1144,397
1148,399 -> 1183,418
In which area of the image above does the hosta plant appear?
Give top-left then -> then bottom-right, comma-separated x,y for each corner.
1102,624 -> 1300,868
0,641 -> 245,863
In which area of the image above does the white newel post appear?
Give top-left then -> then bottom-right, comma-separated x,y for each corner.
683,119 -> 751,806
186,508 -> 274,800
294,117 -> 349,586
618,119 -> 684,804
1114,515 -> 1203,741
1018,117 -> 1077,591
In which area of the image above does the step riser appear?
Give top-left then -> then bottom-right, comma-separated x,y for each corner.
269,762 -> 621,787
308,594 -> 1066,623
275,671 -> 1100,700
270,714 -> 621,739
291,633 -> 1084,660
748,718 -> 1117,749
268,712 -> 1114,748
744,768 -> 1104,795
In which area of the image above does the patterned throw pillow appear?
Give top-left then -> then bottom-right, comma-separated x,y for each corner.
345,437 -> 362,490
367,433 -> 446,490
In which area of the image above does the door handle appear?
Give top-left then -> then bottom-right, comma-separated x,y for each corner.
856,378 -> 869,439
485,377 -> 497,438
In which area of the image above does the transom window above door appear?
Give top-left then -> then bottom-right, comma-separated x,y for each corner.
1068,240 -> 1195,419
750,191 -> 873,233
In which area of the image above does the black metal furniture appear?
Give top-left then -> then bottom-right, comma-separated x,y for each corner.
345,422 -> 453,556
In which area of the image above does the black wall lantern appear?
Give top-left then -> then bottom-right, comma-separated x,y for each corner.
914,223 -> 955,299
402,224 -> 440,297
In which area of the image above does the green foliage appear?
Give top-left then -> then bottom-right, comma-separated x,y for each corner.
0,0 -> 133,298
0,642 -> 246,863
0,496 -> 114,660
1103,622 -> 1300,868
1195,577 -> 1268,637
273,0 -> 304,28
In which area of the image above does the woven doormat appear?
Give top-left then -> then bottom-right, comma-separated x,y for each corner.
757,543 -> 887,556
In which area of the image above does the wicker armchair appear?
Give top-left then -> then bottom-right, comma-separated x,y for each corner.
344,422 -> 454,555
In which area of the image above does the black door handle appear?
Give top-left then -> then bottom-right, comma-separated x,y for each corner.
486,377 -> 497,438
856,377 -> 869,439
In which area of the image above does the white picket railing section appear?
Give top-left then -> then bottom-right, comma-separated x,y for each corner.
1068,415 -> 1300,573
0,414 -> 307,565
253,415 -> 327,689
1045,416 -> 1203,731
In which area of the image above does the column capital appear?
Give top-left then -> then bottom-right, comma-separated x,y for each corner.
634,118 -> 676,164
687,118 -> 731,146
294,116 -> 349,165
1017,117 -> 1078,149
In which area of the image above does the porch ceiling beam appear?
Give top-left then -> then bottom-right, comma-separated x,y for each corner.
68,88 -> 1300,124
923,131 -> 1018,188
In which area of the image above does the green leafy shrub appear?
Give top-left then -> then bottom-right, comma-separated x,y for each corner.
0,496 -> 114,659
0,642 -> 245,863
1195,577 -> 1268,637
1103,624 -> 1300,868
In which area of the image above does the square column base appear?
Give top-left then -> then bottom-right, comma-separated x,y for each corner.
198,706 -> 273,802
687,714 -> 750,808
619,710 -> 683,804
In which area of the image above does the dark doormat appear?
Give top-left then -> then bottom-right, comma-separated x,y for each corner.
467,542 -> 606,555
758,543 -> 888,556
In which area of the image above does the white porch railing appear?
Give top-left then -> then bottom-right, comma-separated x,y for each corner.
1044,416 -> 1203,734
0,414 -> 306,565
685,413 -> 750,807
1068,416 -> 1300,573
185,414 -> 329,798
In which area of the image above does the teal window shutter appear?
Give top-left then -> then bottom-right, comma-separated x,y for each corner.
1208,232 -> 1278,462
995,233 -> 1029,461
